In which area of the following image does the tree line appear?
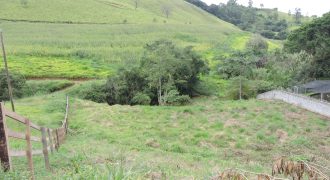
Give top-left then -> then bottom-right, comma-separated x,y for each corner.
185,0 -> 305,40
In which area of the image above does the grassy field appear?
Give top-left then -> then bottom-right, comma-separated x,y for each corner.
0,0 -> 282,78
0,21 -> 254,78
1,84 -> 329,179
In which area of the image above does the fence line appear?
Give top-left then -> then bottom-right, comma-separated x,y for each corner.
257,90 -> 330,117
0,96 -> 69,179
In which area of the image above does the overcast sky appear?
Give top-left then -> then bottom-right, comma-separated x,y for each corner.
202,0 -> 330,16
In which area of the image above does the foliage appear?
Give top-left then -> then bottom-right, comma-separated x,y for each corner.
131,93 -> 151,105
165,90 -> 190,105
246,34 -> 268,56
284,12 -> 330,79
4,87 -> 330,178
266,50 -> 314,85
185,0 -> 296,40
227,77 -> 256,99
68,81 -> 107,103
104,40 -> 208,106
0,69 -> 26,101
22,80 -> 74,97
217,51 -> 256,79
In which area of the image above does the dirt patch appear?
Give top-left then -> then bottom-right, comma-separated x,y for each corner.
213,132 -> 225,139
276,129 -> 288,143
145,172 -> 164,180
198,140 -> 215,149
224,119 -> 241,128
145,139 -> 160,148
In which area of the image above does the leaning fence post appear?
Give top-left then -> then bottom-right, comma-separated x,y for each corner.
55,129 -> 60,149
41,127 -> 50,171
47,128 -> 54,154
0,102 -> 11,171
25,118 -> 35,180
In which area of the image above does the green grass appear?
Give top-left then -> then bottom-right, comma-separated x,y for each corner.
23,79 -> 75,96
0,0 -> 251,78
2,84 -> 329,179
0,21 -> 246,78
0,0 -> 225,25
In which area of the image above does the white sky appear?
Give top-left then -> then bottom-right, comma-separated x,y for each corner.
202,0 -> 330,16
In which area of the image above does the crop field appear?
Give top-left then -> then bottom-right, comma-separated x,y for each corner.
1,85 -> 329,179
0,21 -> 249,78
0,0 -> 282,78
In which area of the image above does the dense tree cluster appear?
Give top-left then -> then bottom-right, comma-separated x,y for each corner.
186,0 -> 290,39
216,33 -> 319,99
284,12 -> 330,79
82,40 -> 208,106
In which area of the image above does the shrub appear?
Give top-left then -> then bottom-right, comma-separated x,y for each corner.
69,81 -> 107,103
131,93 -> 151,105
0,69 -> 26,101
82,84 -> 107,103
227,77 -> 256,100
165,90 -> 190,105
104,40 -> 207,106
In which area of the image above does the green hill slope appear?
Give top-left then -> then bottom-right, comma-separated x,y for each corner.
0,0 -> 226,24
0,0 -> 257,78
3,85 -> 330,178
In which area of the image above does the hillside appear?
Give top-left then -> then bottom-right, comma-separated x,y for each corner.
2,83 -> 330,178
0,0 -> 224,24
0,0 -> 260,78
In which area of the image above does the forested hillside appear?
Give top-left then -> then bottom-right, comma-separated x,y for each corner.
186,0 -> 312,39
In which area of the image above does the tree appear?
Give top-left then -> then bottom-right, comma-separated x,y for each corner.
141,40 -> 207,105
284,12 -> 330,79
104,40 -> 208,106
260,3 -> 264,8
248,0 -> 253,8
294,8 -> 302,23
246,34 -> 268,55
162,4 -> 171,19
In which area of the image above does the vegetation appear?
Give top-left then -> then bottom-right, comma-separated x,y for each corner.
0,0 -> 329,179
22,80 -> 74,97
101,40 -> 208,105
1,88 -> 329,178
0,0 -> 249,78
285,12 -> 330,79
186,0 -> 311,39
0,69 -> 26,101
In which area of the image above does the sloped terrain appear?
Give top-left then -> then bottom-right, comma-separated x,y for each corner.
2,85 -> 329,178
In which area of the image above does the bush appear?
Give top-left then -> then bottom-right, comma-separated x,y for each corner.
69,81 -> 107,103
0,69 -> 26,101
22,80 -> 74,97
82,84 -> 107,103
165,90 -> 190,105
131,93 -> 151,105
104,40 -> 207,106
260,30 -> 275,39
227,77 -> 256,100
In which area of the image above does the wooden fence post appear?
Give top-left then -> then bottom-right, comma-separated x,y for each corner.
55,129 -> 60,149
0,102 -> 11,171
41,127 -> 50,171
65,95 -> 69,134
25,118 -> 34,180
47,128 -> 54,154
